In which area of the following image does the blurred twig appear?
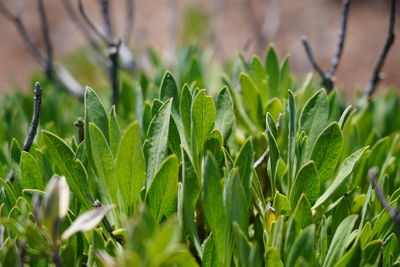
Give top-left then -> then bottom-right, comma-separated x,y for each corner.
301,0 -> 351,92
368,167 -> 400,232
124,0 -> 134,43
78,0 -> 132,107
241,0 -> 267,54
0,0 -> 84,98
6,82 -> 42,182
364,0 -> 397,97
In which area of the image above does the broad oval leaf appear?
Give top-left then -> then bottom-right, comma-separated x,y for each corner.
146,155 -> 179,224
299,89 -> 329,161
191,89 -> 216,154
310,122 -> 343,181
115,122 -> 145,216
21,151 -> 44,190
42,130 -> 90,209
215,87 -> 234,142
145,99 -> 172,188
290,161 -> 319,207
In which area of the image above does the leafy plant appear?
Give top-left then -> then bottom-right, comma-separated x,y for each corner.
0,44 -> 399,267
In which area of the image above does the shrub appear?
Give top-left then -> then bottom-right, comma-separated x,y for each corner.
0,45 -> 399,266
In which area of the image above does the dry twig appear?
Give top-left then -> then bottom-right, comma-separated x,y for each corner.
364,0 -> 397,97
368,167 -> 400,232
6,82 -> 42,182
301,0 -> 351,92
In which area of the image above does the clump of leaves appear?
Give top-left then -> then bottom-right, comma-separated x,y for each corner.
0,45 -> 400,267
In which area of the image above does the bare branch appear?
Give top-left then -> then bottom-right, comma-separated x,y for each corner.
254,113 -> 283,169
98,0 -> 113,41
23,82 -> 42,151
364,0 -> 397,97
74,118 -> 85,143
6,82 -> 42,182
368,167 -> 400,232
301,0 -> 351,92
124,0 -> 134,43
301,36 -> 326,78
108,41 -> 121,107
37,0 -> 53,76
78,0 -> 111,43
328,0 -> 351,76
0,1 -> 45,63
60,0 -> 103,53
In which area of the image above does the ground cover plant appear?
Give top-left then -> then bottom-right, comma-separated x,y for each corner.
0,0 -> 400,266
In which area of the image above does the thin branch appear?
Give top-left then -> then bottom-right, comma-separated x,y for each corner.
328,0 -> 350,76
368,167 -> 400,232
0,1 -> 45,63
60,0 -> 103,54
254,113 -> 283,169
23,82 -> 42,151
301,0 -> 351,92
89,198 -> 123,244
364,0 -> 397,97
6,82 -> 42,182
98,0 -> 113,40
37,0 -> 53,76
123,0 -> 134,43
108,41 -> 121,107
78,0 -> 111,43
74,118 -> 85,143
301,37 -> 325,78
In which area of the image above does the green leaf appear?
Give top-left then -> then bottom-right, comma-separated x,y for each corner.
265,45 -> 280,97
42,130 -> 90,209
84,87 -> 109,181
234,138 -> 254,200
273,192 -> 291,216
115,122 -> 145,216
108,106 -> 121,156
299,89 -> 329,161
181,147 -> 201,255
265,248 -> 284,267
313,147 -> 368,209
266,122 -> 280,186
287,90 -> 296,186
180,84 -> 192,138
145,99 -> 172,188
361,240 -> 383,267
310,122 -> 343,181
290,161 -> 319,207
203,152 -> 226,264
202,234 -> 218,267
160,71 -> 179,114
323,215 -> 358,267
21,151 -> 44,190
286,224 -> 315,267
147,155 -> 179,224
191,89 -> 216,153
226,169 -> 249,233
239,73 -> 262,126
250,56 -> 268,102
215,87 -> 234,142
88,123 -> 116,204
279,55 -> 291,94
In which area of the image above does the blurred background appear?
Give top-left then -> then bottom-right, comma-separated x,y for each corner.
0,0 -> 399,94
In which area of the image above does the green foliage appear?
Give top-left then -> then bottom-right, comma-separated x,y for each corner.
0,45 -> 400,267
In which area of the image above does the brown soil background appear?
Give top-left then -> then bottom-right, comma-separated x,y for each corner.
0,0 -> 399,96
